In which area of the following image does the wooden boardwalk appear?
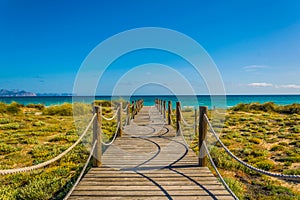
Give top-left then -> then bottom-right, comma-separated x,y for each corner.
68,106 -> 234,200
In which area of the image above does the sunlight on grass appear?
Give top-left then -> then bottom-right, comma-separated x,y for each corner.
0,101 -> 117,199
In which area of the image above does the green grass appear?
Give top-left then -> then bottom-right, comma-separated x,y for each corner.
187,102 -> 300,200
0,101 -> 119,199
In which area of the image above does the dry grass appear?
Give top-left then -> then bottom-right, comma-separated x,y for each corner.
0,102 -> 117,199
179,103 -> 300,200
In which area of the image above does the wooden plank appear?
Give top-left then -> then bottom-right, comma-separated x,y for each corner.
68,196 -> 233,200
77,180 -> 222,186
70,190 -> 231,196
83,173 -> 217,178
74,185 -> 229,191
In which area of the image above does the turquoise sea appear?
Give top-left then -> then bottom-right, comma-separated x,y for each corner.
0,95 -> 299,109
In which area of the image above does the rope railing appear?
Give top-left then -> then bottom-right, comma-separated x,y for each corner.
203,142 -> 239,200
0,113 -> 97,175
122,103 -> 129,112
101,107 -> 119,121
63,139 -> 97,200
213,109 -> 227,115
178,107 -> 195,145
101,122 -> 120,146
122,116 -> 129,129
178,124 -> 192,148
204,114 -> 300,180
179,106 -> 196,127
179,121 -> 196,147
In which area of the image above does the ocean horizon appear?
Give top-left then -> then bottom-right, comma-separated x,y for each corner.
0,94 -> 299,109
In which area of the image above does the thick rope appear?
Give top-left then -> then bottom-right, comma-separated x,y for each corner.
101,107 -> 119,121
121,106 -> 130,129
204,114 -> 300,180
122,117 -> 128,129
179,107 -> 195,127
123,104 -> 129,112
203,142 -> 239,200
63,140 -> 97,200
177,123 -> 191,148
213,109 -> 226,115
101,122 -> 120,146
0,113 -> 97,175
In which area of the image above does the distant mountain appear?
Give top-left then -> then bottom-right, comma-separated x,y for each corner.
0,89 -> 75,97
0,89 -> 36,97
36,93 -> 73,96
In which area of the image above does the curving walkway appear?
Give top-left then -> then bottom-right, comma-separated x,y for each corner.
67,106 -> 234,200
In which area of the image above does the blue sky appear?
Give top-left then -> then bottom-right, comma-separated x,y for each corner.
0,0 -> 300,94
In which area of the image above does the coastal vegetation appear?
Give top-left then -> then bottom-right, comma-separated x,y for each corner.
183,102 -> 300,200
0,101 -> 299,199
0,101 -> 117,199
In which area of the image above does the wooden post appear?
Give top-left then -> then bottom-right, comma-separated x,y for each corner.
131,101 -> 135,119
176,102 -> 181,136
159,99 -> 161,111
93,105 -> 102,167
163,100 -> 166,119
138,100 -> 141,112
168,101 -> 172,125
198,106 -> 208,167
127,101 -> 130,125
160,99 -> 162,113
194,108 -> 197,136
117,102 -> 122,137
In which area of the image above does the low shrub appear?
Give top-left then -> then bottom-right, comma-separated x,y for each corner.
16,177 -> 62,200
20,137 -> 38,144
251,149 -> 268,157
231,102 -> 300,115
270,144 -> 285,151
255,160 -> 275,171
43,104 -> 72,116
0,143 -> 20,155
277,157 -> 300,163
283,168 -> 300,175
94,100 -> 112,107
32,121 -> 46,127
6,102 -> 23,114
278,142 -> 288,146
26,104 -> 45,110
73,103 -> 91,116
291,125 -> 300,133
0,118 -> 10,124
0,122 -> 20,130
224,177 -> 245,199
0,102 -> 7,113
249,138 -> 261,144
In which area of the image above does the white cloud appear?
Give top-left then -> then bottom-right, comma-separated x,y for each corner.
243,65 -> 269,72
247,82 -> 273,87
247,83 -> 300,90
275,84 -> 300,89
